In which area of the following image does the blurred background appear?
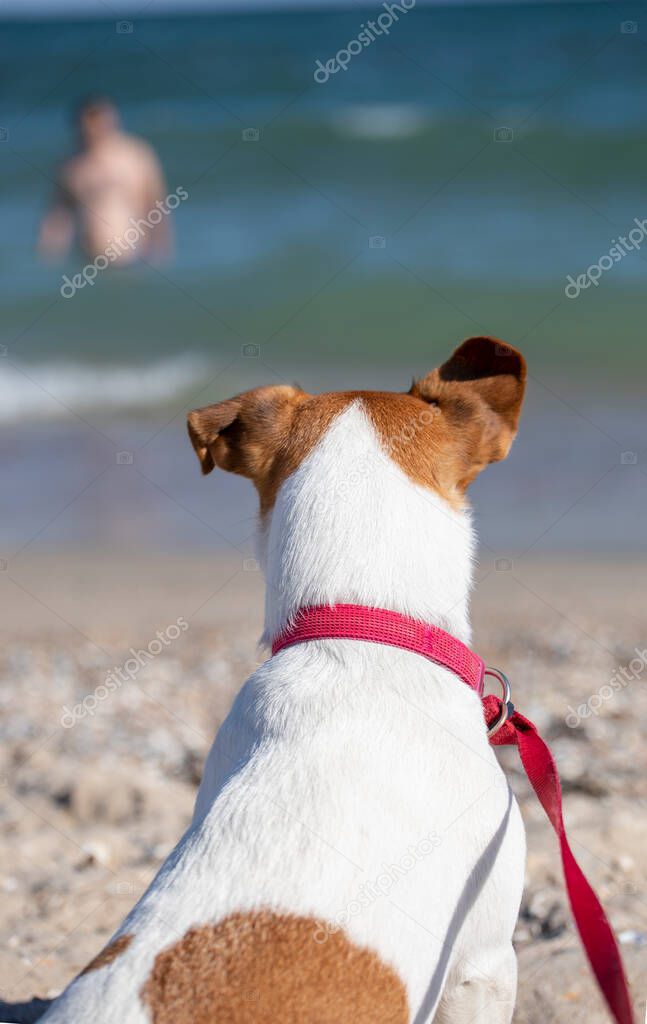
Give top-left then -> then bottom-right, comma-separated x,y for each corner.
1,2 -> 646,1021
1,0 -> 646,555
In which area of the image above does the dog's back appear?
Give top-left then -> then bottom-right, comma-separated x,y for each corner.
42,645 -> 523,1024
41,338 -> 527,1023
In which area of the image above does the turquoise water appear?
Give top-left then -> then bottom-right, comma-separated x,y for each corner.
1,3 -> 645,552
1,3 -> 646,406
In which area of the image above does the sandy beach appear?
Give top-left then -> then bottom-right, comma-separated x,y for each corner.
3,1 -> 646,1020
0,552 -> 645,1023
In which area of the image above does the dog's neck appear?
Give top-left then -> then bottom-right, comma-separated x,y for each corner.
261,403 -> 475,646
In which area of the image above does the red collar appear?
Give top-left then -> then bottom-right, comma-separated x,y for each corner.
271,602 -> 634,1024
272,603 -> 486,694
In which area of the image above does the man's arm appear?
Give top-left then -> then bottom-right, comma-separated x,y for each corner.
143,146 -> 172,262
37,171 -> 75,261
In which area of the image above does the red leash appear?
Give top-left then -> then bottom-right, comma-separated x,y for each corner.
484,695 -> 634,1024
273,604 -> 635,1024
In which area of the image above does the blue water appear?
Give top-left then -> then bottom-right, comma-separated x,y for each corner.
1,4 -> 647,384
0,3 -> 645,552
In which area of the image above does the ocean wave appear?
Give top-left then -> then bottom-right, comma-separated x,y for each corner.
330,104 -> 429,140
0,355 -> 213,423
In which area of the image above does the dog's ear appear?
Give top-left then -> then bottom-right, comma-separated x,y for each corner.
187,397 -> 239,476
187,384 -> 306,480
410,337 -> 526,487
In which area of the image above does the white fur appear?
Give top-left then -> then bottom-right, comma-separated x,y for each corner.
41,402 -> 525,1024
261,404 -> 474,644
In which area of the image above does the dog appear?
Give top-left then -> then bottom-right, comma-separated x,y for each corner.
40,335 -> 527,1024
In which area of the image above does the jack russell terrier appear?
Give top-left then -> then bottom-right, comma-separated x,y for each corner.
41,335 -> 529,1024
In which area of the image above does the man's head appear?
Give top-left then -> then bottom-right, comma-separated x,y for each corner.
75,96 -> 119,147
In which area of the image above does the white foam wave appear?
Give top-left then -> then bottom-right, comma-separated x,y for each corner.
0,355 -> 213,423
330,104 -> 428,140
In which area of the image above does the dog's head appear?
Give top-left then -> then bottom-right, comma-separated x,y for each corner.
187,337 -> 526,518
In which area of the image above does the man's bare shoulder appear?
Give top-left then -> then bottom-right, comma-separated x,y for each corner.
118,132 -> 160,167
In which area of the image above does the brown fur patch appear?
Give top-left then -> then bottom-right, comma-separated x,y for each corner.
188,387 -> 351,517
409,336 -> 526,491
359,391 -> 465,509
141,910 -> 408,1024
78,933 -> 133,976
187,337 -> 526,516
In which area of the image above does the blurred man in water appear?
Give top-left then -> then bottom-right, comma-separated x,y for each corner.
38,96 -> 172,265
